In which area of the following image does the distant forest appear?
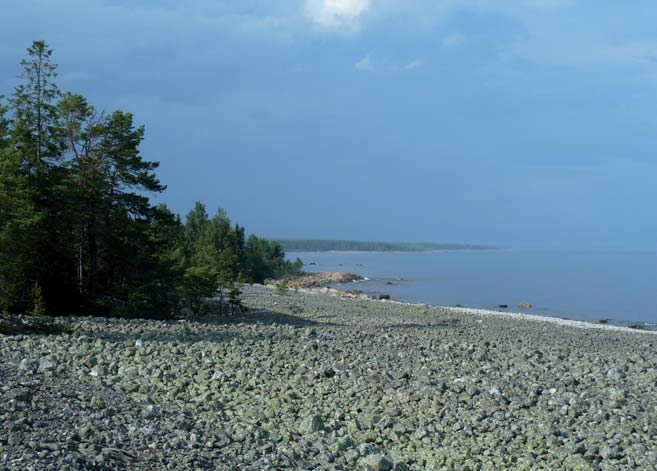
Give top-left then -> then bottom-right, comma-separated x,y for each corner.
276,239 -> 496,252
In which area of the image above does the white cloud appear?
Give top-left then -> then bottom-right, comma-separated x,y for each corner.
305,0 -> 370,31
402,59 -> 423,71
355,54 -> 374,71
442,33 -> 465,49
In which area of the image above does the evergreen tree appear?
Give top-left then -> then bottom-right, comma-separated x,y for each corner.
178,203 -> 220,313
10,40 -> 61,173
0,98 -> 9,147
0,101 -> 42,312
244,235 -> 303,283
59,92 -> 165,308
7,41 -> 82,314
1,41 -> 300,319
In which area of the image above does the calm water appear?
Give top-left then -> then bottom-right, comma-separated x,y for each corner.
289,250 -> 657,329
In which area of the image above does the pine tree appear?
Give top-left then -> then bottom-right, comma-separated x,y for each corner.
7,41 -> 83,314
0,98 -> 9,147
0,100 -> 42,312
10,40 -> 61,173
2,41 -> 299,319
59,92 -> 165,306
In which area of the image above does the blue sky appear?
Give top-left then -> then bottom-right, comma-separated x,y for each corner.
2,0 -> 657,249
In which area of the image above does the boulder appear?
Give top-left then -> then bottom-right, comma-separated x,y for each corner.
283,272 -> 365,289
38,358 -> 56,372
19,358 -> 39,374
629,324 -> 646,330
360,454 -> 393,471
299,415 -> 324,434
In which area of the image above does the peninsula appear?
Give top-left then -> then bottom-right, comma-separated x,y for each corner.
275,239 -> 495,253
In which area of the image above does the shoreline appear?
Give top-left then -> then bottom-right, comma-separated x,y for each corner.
434,304 -> 657,335
287,248 -> 497,254
277,283 -> 657,335
4,284 -> 657,469
293,251 -> 657,331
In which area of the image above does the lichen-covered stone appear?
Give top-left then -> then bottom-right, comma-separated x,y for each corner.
1,284 -> 656,470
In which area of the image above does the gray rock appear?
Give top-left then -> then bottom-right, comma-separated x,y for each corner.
607,368 -> 626,381
3,284 -> 657,470
143,404 -> 160,418
360,454 -> 393,471
38,358 -> 56,372
357,413 -> 381,430
299,415 -> 324,434
5,388 -> 31,402
79,426 -> 93,440
19,358 -> 39,374
90,365 -> 107,377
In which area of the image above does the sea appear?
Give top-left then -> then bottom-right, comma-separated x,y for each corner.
288,250 -> 657,330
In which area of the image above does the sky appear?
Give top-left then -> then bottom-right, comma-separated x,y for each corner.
2,0 -> 657,249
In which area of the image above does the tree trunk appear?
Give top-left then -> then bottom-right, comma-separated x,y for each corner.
36,51 -> 42,169
78,237 -> 83,292
87,199 -> 97,299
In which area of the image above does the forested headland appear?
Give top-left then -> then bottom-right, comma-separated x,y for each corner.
276,239 -> 496,252
0,41 -> 302,319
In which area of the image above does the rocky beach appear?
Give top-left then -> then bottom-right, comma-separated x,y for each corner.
277,272 -> 365,289
2,284 -> 657,470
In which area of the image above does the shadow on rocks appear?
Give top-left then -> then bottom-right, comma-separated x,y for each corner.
91,327 -> 246,345
385,319 -> 461,330
200,308 -> 341,328
85,308 -> 337,345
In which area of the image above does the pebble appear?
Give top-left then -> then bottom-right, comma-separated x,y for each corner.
79,426 -> 93,440
361,454 -> 393,471
1,284 -> 656,470
299,415 -> 324,434
143,404 -> 160,418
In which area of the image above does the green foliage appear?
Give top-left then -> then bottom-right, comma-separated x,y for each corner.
180,265 -> 219,314
0,41 -> 298,321
245,236 -> 303,283
10,40 -> 62,172
5,41 -> 80,314
0,110 -> 42,313
276,280 -> 289,295
216,271 -> 237,315
228,283 -> 244,314
30,282 -> 45,316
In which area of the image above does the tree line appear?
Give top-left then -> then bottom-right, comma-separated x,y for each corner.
0,41 -> 302,318
277,239 -> 496,252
